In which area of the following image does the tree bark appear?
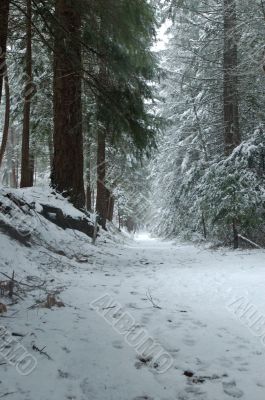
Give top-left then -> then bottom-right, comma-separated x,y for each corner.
96,130 -> 107,229
202,212 -> 207,239
233,219 -> 239,249
85,137 -> 92,211
86,184 -> 92,211
107,195 -> 115,222
0,72 -> 10,168
0,0 -> 9,106
223,0 -> 241,155
48,131 -> 53,170
10,128 -> 18,188
21,0 -> 34,188
51,0 -> 85,209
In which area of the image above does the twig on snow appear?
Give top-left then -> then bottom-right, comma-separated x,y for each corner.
0,272 -> 46,289
0,393 -> 17,398
32,344 -> 53,360
146,290 -> 162,310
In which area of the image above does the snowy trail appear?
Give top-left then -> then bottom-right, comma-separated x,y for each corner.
2,235 -> 265,400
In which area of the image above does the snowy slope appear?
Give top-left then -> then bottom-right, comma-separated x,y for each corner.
0,193 -> 265,399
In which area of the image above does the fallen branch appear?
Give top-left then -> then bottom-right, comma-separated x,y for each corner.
32,344 -> 52,360
238,234 -> 262,249
146,290 -> 162,310
8,271 -> 14,298
11,332 -> 25,337
0,272 -> 46,289
0,392 -> 17,399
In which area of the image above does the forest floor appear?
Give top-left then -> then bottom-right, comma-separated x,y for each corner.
1,224 -> 265,399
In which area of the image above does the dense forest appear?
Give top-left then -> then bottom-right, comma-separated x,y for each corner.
1,0 -> 265,246
0,0 -> 158,232
1,2 -> 265,400
152,0 -> 265,249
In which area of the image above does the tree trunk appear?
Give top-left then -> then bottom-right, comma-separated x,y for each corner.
48,131 -> 53,170
85,137 -> 92,211
108,195 -> 115,222
5,127 -> 18,188
0,72 -> 10,168
223,0 -> 241,155
233,219 -> 239,249
29,150 -> 35,184
11,128 -> 18,188
21,0 -> 34,188
96,131 -> 107,229
105,188 -> 114,222
51,0 -> 85,209
0,0 -> 9,106
86,184 -> 92,211
202,212 -> 207,239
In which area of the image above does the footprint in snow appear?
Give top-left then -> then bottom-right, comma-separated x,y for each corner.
178,386 -> 207,400
236,336 -> 250,344
112,340 -> 123,349
80,378 -> 98,397
141,314 -> 151,324
61,346 -> 71,353
170,321 -> 183,329
126,302 -> 142,310
222,381 -> 244,398
182,338 -> 195,346
219,357 -> 234,368
133,396 -> 154,400
58,369 -> 70,379
191,320 -> 207,328
237,367 -> 248,372
169,348 -> 180,355
185,386 -> 207,396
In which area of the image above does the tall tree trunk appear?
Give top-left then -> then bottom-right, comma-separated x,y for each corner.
105,187 -> 111,220
96,131 -> 107,229
10,128 -> 18,188
48,131 -> 53,170
51,0 -> 85,209
0,72 -> 10,168
223,0 -> 241,248
202,212 -> 207,239
86,184 -> 92,211
107,195 -> 114,222
21,0 -> 34,188
85,137 -> 92,211
223,0 -> 240,156
29,148 -> 35,184
0,0 -> 9,106
105,188 -> 114,222
233,219 -> 239,249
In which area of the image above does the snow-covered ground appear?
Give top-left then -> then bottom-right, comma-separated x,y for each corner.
1,222 -> 265,399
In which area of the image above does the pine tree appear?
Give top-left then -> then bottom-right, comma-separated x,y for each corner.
82,0 -> 158,225
0,0 -> 9,106
151,0 -> 265,245
223,0 -> 240,156
51,0 -> 85,209
21,0 -> 34,188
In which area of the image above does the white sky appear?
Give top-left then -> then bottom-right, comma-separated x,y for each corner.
153,19 -> 171,52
